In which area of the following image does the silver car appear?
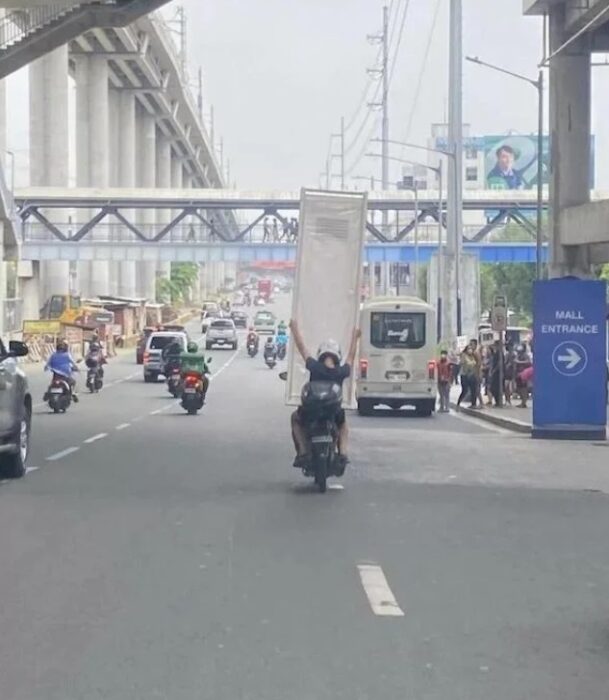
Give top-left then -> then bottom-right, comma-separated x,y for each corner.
143,332 -> 188,382
205,319 -> 238,350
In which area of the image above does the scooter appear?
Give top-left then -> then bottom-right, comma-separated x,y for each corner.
247,340 -> 258,358
264,352 -> 277,369
46,374 -> 73,413
167,366 -> 182,397
277,341 -> 287,361
180,370 -> 207,415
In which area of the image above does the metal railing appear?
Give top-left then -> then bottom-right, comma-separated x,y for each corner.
0,2 -> 114,50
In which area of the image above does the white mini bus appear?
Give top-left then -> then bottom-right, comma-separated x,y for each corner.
356,297 -> 437,417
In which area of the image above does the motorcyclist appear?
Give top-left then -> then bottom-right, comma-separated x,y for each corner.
276,325 -> 288,356
85,339 -> 107,379
246,326 -> 259,350
277,320 -> 287,335
179,341 -> 211,401
44,340 -> 80,402
263,336 -> 277,361
162,338 -> 183,376
289,319 -> 360,470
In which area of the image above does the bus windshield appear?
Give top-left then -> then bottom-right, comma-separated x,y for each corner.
370,311 -> 426,350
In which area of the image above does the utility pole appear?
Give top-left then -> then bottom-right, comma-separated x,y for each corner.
447,0 -> 463,339
340,116 -> 345,190
197,67 -> 203,124
367,6 -> 390,229
177,5 -> 187,79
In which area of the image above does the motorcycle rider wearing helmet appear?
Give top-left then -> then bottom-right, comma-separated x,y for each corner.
44,339 -> 80,402
85,339 -> 107,377
289,319 -> 360,469
246,326 -> 259,350
162,338 -> 183,376
264,336 -> 277,360
277,320 -> 287,334
179,341 -> 211,400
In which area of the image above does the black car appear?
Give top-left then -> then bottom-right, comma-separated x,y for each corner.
231,310 -> 248,329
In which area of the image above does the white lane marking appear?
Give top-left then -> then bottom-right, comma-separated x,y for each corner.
25,466 -> 40,474
83,432 -> 108,444
328,483 -> 344,491
449,409 -> 512,435
115,423 -> 131,431
210,348 -> 239,379
46,446 -> 80,462
131,416 -> 143,423
357,564 -> 405,617
149,409 -> 163,416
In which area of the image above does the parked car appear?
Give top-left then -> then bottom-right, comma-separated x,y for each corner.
206,319 -> 238,350
231,310 -> 248,328
201,310 -> 220,333
0,339 -> 32,478
143,331 -> 188,382
136,327 -> 155,364
253,310 -> 276,335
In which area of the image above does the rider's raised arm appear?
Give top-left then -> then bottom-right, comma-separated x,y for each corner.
289,319 -> 309,361
346,328 -> 361,367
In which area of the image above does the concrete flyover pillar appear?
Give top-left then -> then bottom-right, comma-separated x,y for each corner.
136,105 -> 156,300
548,5 -> 592,277
115,90 -> 137,298
29,46 -> 70,311
76,54 -> 110,297
156,131 -> 172,285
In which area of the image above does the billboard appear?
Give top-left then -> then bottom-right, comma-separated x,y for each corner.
434,133 -> 595,190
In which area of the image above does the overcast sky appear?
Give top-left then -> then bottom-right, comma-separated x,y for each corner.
160,0 -> 609,191
6,1 -> 609,189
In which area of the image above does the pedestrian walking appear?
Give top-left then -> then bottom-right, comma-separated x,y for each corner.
262,216 -> 271,243
437,349 -> 452,413
457,344 -> 479,408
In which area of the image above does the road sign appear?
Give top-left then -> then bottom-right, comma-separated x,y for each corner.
491,294 -> 507,332
533,278 -> 607,440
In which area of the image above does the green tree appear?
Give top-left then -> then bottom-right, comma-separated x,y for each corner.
479,263 -> 536,325
156,263 -> 199,304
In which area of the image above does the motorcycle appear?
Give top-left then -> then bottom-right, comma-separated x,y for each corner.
264,352 -> 277,369
85,357 -> 104,393
180,371 -> 206,415
167,366 -> 182,397
280,371 -> 344,493
246,338 -> 258,358
47,373 -> 73,413
277,340 -> 287,361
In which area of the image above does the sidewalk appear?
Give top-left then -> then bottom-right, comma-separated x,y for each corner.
449,385 -> 532,433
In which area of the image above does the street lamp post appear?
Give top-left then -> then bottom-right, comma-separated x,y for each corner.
466,56 -> 544,280
367,151 -> 444,341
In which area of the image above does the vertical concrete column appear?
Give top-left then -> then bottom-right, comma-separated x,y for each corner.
76,55 -> 110,297
29,46 -> 70,309
548,5 -> 592,277
136,106 -> 156,300
156,131 -> 172,284
116,90 -> 137,298
107,88 -> 120,295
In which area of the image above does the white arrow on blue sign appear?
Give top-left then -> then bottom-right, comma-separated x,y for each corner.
551,341 -> 588,377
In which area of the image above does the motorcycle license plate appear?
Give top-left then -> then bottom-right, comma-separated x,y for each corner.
50,388 -> 64,394
184,388 -> 197,394
311,435 -> 333,444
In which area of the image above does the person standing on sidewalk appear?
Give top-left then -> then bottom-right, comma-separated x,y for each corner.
448,341 -> 460,385
457,345 -> 479,408
437,350 -> 452,413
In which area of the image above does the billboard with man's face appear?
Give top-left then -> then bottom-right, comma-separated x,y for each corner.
484,134 -> 549,190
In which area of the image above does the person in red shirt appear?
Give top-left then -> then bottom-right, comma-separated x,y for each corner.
437,349 -> 453,413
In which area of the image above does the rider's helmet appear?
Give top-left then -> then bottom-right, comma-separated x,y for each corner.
317,340 -> 342,366
187,341 -> 199,353
56,339 -> 68,353
89,340 -> 101,352
266,336 -> 275,344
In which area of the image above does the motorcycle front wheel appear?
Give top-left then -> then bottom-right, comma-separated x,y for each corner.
312,445 -> 328,493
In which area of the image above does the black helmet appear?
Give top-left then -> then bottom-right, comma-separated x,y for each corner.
57,340 -> 68,352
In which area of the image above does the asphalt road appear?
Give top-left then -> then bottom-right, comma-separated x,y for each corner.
1,308 -> 609,699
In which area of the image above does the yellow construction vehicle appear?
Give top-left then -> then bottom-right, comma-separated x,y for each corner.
40,295 -> 99,326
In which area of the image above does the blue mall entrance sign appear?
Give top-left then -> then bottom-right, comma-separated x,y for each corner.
533,278 -> 607,440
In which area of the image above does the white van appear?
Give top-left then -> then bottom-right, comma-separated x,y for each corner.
356,297 -> 437,417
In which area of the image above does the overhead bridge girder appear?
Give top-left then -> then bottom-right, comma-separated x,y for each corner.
0,0 -> 171,79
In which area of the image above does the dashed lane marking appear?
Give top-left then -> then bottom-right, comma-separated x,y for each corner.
46,446 -> 80,462
83,433 -> 108,444
149,409 -> 163,416
25,466 -> 40,474
357,564 -> 405,617
115,423 -> 131,431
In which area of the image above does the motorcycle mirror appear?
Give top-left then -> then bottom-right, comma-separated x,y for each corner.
278,371 -> 288,382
